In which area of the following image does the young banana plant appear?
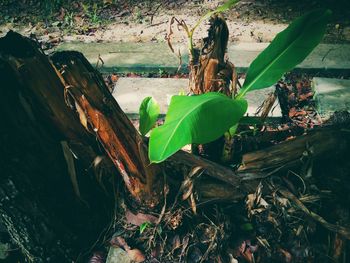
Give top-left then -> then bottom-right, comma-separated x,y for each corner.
141,8 -> 332,164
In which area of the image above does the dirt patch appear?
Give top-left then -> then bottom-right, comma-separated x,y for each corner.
1,0 -> 349,49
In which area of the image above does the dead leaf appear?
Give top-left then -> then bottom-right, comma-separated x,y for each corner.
181,166 -> 203,201
125,209 -> 157,226
278,248 -> 292,263
256,236 -> 270,250
126,248 -> 146,263
110,236 -> 129,249
180,235 -> 190,260
111,74 -> 119,82
169,210 -> 182,230
190,193 -> 197,215
246,183 -> 269,217
171,235 -> 181,251
110,236 -> 145,262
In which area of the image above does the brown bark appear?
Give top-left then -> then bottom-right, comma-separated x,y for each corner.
50,51 -> 163,208
170,123 -> 350,200
0,32 -> 91,143
238,125 -> 349,174
188,15 -> 238,164
190,14 -> 237,96
0,37 -> 113,262
0,31 -> 163,209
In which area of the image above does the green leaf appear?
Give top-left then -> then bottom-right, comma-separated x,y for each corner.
229,123 -> 239,136
237,9 -> 332,98
139,221 -> 151,234
240,223 -> 254,232
139,96 -> 160,136
149,93 -> 247,163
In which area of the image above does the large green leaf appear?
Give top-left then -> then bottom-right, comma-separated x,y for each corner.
139,96 -> 160,136
237,9 -> 332,98
149,93 -> 247,163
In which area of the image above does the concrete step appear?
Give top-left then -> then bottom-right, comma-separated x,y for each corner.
56,42 -> 350,74
112,77 -> 281,117
313,77 -> 350,117
113,76 -> 350,121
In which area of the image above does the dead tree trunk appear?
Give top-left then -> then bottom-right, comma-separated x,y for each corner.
0,31 -> 163,210
50,51 -> 163,208
0,35 -> 113,262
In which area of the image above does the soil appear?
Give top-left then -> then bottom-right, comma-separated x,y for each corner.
1,0 -> 350,50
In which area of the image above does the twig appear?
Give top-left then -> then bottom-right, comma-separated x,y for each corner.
279,189 -> 350,240
95,54 -> 104,69
146,20 -> 167,28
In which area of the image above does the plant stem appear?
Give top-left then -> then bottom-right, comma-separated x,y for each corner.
188,31 -> 194,62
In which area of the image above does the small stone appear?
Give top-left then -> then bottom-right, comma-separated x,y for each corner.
106,247 -> 132,263
313,77 -> 350,117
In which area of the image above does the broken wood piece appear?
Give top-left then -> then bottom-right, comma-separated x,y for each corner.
51,51 -> 163,208
0,32 -> 113,262
239,125 -> 349,174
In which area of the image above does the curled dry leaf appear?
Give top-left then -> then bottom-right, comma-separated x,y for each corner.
110,236 -> 146,263
278,248 -> 292,263
256,236 -> 271,250
180,235 -> 190,261
166,17 -> 189,54
246,183 -> 269,217
171,235 -> 181,251
181,166 -> 203,200
233,240 -> 257,263
110,74 -> 119,82
181,179 -> 193,201
189,193 -> 197,215
126,248 -> 146,263
166,16 -> 187,71
169,210 -> 183,230
111,236 -> 129,250
125,209 -> 158,226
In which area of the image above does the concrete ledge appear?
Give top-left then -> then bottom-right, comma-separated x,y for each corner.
313,77 -> 350,117
56,42 -> 350,74
113,77 -> 281,117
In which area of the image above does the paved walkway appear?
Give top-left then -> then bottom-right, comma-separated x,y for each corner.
112,77 -> 281,117
54,42 -> 350,118
113,76 -> 350,118
56,42 -> 350,74
313,77 -> 350,117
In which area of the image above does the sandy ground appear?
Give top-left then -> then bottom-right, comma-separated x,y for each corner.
0,0 -> 349,47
